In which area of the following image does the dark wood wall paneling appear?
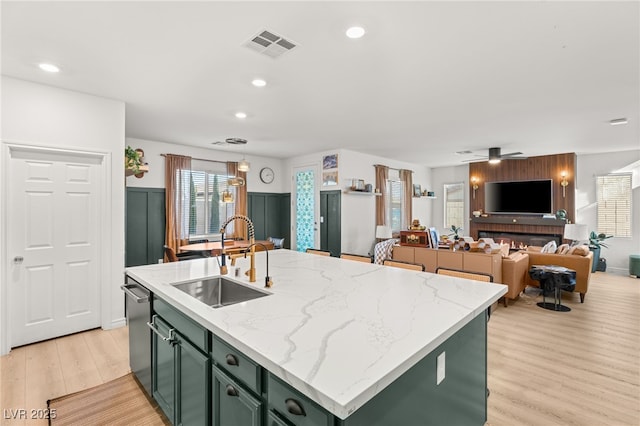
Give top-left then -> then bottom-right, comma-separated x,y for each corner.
468,153 -> 576,239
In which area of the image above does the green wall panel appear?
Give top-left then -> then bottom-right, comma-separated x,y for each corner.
248,192 -> 290,249
126,187 -> 165,266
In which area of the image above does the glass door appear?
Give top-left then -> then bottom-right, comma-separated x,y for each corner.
293,165 -> 319,252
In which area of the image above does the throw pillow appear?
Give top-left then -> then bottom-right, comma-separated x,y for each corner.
527,246 -> 543,252
557,243 -> 571,255
541,241 -> 557,254
500,243 -> 510,258
569,245 -> 590,256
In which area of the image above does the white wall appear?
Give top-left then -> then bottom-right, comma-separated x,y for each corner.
284,149 -> 432,256
576,150 -> 640,273
125,137 -> 285,192
0,76 -> 125,354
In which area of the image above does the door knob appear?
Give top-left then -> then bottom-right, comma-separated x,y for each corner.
13,256 -> 24,264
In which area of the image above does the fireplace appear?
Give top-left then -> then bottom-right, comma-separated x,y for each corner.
478,230 -> 562,250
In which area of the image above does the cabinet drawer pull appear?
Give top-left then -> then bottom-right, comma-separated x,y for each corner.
285,398 -> 306,416
146,315 -> 175,344
226,384 -> 239,397
225,354 -> 239,366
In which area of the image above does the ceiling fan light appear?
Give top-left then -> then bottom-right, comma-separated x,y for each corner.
489,159 -> 501,164
238,159 -> 250,172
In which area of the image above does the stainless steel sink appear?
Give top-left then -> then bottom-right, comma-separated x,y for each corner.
172,277 -> 271,308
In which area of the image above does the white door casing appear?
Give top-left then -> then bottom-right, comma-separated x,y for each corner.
8,146 -> 103,347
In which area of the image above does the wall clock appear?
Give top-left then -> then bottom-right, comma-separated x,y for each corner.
259,167 -> 275,184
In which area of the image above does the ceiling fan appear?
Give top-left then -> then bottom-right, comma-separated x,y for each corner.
463,147 -> 527,164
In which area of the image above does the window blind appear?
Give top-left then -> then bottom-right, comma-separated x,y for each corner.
596,174 -> 631,238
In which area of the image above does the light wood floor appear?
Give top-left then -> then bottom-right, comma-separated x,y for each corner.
487,272 -> 640,426
1,273 -> 638,425
1,327 -> 130,425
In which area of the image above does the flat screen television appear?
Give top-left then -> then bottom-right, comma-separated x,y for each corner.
485,179 -> 553,215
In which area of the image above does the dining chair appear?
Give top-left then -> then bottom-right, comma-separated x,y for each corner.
340,253 -> 372,263
435,268 -> 493,282
164,245 -> 205,262
306,248 -> 331,256
383,259 -> 425,271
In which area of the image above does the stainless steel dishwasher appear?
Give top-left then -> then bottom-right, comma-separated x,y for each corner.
122,277 -> 152,395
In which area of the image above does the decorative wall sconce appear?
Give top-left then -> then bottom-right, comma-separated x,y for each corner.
471,177 -> 479,199
560,171 -> 569,198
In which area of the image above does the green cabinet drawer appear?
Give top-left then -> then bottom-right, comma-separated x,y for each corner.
267,374 -> 333,426
267,410 -> 292,426
212,365 -> 263,426
212,336 -> 262,395
154,296 -> 209,352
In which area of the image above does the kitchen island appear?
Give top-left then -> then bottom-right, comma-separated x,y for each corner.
125,249 -> 507,425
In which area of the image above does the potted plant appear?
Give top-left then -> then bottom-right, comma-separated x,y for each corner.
448,225 -> 462,241
125,146 -> 142,175
588,231 -> 612,272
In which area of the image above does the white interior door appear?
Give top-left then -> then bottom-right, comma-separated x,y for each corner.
8,148 -> 102,347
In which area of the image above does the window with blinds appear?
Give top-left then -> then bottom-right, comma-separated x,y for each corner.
444,183 -> 465,230
177,164 -> 235,239
387,179 -> 404,234
596,174 -> 631,238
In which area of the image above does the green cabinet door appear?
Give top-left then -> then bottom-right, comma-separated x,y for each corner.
212,365 -> 263,426
177,333 -> 210,426
320,190 -> 341,257
151,316 -> 176,424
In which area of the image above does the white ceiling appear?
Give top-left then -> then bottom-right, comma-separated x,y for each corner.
2,1 -> 638,167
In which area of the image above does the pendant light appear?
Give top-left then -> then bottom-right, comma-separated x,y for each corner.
238,157 -> 250,172
222,161 -> 234,203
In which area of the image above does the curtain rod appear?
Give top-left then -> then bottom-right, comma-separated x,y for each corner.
374,164 -> 414,173
161,153 -> 232,164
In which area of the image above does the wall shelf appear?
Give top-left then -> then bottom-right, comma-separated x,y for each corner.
343,190 -> 381,196
125,165 -> 149,177
470,216 -> 566,226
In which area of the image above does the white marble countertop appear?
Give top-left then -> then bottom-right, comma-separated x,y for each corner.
125,249 -> 507,419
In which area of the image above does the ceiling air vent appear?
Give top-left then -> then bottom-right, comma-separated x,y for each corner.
243,30 -> 297,59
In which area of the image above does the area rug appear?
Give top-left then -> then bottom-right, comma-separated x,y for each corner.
47,373 -> 169,425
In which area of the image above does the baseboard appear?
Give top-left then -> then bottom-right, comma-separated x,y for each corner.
594,267 -> 628,276
104,317 -> 127,329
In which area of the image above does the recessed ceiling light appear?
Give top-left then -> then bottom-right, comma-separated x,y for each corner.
252,79 -> 266,87
346,26 -> 366,39
235,112 -> 247,119
38,63 -> 60,73
609,118 -> 628,126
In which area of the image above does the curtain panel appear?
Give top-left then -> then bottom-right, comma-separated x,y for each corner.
164,154 -> 192,261
400,169 -> 413,231
228,162 -> 248,240
375,165 -> 389,226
